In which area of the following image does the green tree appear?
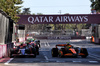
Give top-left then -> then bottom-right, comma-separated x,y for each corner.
0,0 -> 23,22
90,0 -> 100,12
37,13 -> 43,15
22,8 -> 31,15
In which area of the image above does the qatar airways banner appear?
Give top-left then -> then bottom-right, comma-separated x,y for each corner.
18,14 -> 100,24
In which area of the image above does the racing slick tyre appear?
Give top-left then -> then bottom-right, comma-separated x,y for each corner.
9,49 -> 13,58
80,48 -> 88,58
37,50 -> 39,55
32,48 -> 36,58
51,48 -> 58,57
36,46 -> 39,55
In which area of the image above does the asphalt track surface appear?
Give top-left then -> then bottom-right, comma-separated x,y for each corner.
0,39 -> 100,66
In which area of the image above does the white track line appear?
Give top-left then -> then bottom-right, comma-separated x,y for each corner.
4,58 -> 14,65
89,55 -> 100,60
44,56 -> 49,60
89,61 -> 98,63
56,61 -> 65,63
47,42 -> 50,46
89,53 -> 100,58
73,61 -> 81,63
44,42 -> 47,46
44,42 -> 50,47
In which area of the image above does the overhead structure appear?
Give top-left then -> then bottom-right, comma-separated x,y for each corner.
17,14 -> 100,44
18,14 -> 100,24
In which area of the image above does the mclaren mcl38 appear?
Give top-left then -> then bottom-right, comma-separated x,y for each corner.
51,44 -> 88,58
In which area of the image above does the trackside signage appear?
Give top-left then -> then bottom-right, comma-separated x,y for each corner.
18,14 -> 100,24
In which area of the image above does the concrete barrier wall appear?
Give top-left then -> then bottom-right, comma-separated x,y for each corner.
0,44 -> 7,59
0,10 -> 13,45
0,43 -> 14,59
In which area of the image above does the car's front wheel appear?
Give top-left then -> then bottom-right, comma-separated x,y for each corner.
80,48 -> 88,58
51,48 -> 58,57
32,48 -> 36,58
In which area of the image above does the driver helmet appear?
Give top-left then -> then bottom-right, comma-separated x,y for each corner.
66,42 -> 70,45
20,42 -> 23,45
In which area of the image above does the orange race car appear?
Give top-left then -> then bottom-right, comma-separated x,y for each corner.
51,43 -> 88,58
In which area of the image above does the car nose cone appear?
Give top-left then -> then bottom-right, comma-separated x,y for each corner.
20,49 -> 25,55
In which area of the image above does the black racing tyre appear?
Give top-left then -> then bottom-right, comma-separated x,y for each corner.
9,49 -> 13,58
9,48 -> 19,58
36,46 -> 39,55
51,48 -> 58,57
80,48 -> 88,58
32,48 -> 36,58
37,50 -> 39,55
33,53 -> 36,58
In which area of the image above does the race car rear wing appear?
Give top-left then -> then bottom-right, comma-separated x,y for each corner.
56,44 -> 72,48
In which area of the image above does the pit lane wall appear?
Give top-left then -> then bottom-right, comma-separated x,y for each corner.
0,10 -> 13,45
0,10 -> 14,59
0,43 -> 13,59
0,44 -> 7,59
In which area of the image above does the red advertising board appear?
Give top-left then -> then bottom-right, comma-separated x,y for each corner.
0,45 -> 3,58
0,44 -> 7,59
2,44 -> 7,57
18,14 -> 100,24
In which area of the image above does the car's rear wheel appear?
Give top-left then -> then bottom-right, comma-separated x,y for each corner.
51,48 -> 58,57
36,46 -> 39,55
9,49 -> 13,58
32,48 -> 36,58
80,48 -> 88,58
37,51 -> 39,55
